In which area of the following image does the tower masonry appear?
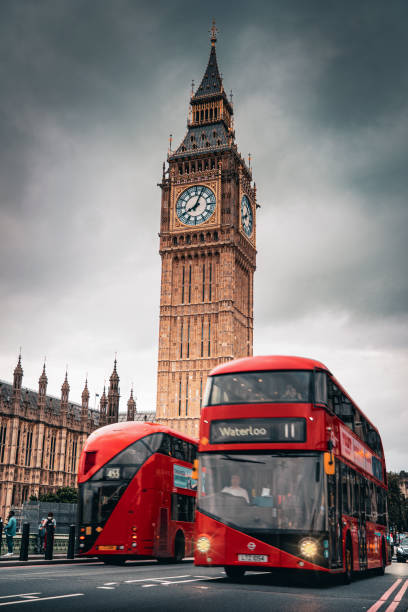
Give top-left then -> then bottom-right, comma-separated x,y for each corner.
156,24 -> 257,436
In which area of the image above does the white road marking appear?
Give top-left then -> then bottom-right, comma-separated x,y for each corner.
124,575 -> 190,583
103,583 -> 117,586
141,584 -> 157,588
96,587 -> 115,590
0,595 -> 40,601
19,598 -> 39,601
0,594 -> 83,607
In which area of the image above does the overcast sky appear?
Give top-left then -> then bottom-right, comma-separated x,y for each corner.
0,0 -> 407,471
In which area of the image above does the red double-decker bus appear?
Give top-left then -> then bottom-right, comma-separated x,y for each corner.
77,421 -> 197,564
194,356 -> 389,582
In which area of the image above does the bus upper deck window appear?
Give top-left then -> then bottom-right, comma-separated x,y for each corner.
314,371 -> 327,405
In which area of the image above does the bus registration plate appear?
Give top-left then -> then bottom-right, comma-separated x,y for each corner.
238,554 -> 268,562
98,545 -> 117,551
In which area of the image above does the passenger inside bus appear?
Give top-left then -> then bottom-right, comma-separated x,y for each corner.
282,384 -> 303,401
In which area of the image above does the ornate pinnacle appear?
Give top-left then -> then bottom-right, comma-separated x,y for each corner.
210,19 -> 218,46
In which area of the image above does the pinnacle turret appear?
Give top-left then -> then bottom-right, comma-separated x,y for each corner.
61,370 -> 70,408
107,359 -> 120,425
99,385 -> 108,426
13,353 -> 23,392
127,388 -> 136,421
38,362 -> 48,397
81,378 -> 90,421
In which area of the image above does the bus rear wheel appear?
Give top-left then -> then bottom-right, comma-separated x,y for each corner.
224,566 -> 245,580
173,532 -> 185,563
375,539 -> 386,575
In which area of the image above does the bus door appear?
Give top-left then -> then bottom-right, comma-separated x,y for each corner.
355,476 -> 368,569
327,462 -> 343,568
157,507 -> 169,556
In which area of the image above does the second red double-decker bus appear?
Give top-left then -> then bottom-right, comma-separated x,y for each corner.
77,421 -> 197,564
194,356 -> 389,582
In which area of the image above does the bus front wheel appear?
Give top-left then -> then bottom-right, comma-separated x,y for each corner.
100,556 -> 126,566
224,566 -> 245,580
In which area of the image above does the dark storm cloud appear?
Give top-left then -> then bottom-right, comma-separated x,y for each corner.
0,0 -> 407,469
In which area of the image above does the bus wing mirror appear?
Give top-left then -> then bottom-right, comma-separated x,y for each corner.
324,452 -> 335,475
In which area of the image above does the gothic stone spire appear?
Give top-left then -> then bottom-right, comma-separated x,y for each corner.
127,388 -> 136,421
13,353 -> 23,393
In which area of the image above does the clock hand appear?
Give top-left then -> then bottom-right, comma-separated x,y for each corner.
188,187 -> 205,213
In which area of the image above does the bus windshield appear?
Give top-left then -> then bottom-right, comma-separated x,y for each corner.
198,453 -> 326,532
204,370 -> 312,406
78,433 -> 164,525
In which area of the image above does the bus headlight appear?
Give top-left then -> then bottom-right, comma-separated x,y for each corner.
196,536 -> 211,553
299,538 -> 318,559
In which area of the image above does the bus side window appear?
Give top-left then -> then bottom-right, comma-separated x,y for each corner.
172,437 -> 186,461
171,493 -> 195,522
158,434 -> 171,456
314,371 -> 327,404
339,395 -> 355,432
354,416 -> 365,441
377,487 -> 386,525
370,481 -> 378,523
328,379 -> 342,414
364,481 -> 371,520
188,443 -> 197,463
341,463 -> 350,516
354,475 -> 361,518
349,469 -> 355,517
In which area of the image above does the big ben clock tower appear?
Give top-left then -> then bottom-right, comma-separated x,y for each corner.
156,23 -> 257,436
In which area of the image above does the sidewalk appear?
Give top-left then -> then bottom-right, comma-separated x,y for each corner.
0,553 -> 98,568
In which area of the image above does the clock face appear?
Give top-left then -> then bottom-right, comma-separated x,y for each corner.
241,195 -> 253,236
176,185 -> 216,226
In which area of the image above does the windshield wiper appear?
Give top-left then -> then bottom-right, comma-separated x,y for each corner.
220,454 -> 265,465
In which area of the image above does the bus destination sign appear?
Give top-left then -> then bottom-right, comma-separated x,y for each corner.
210,418 -> 306,444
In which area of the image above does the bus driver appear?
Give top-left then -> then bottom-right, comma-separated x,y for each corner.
222,474 -> 250,503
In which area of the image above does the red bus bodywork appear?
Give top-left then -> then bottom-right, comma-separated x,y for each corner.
195,356 -> 389,580
77,421 -> 197,563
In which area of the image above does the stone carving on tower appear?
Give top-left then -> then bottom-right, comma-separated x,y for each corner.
156,22 -> 257,436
